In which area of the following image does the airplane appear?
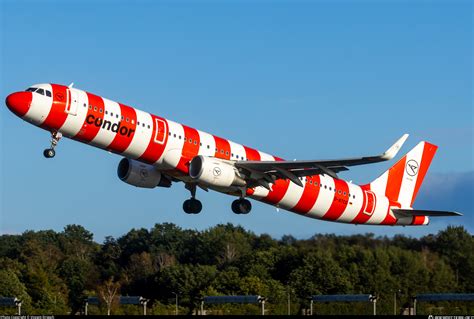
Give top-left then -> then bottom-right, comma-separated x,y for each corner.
5,83 -> 461,225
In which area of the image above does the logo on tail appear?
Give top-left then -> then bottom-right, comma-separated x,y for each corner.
406,160 -> 419,177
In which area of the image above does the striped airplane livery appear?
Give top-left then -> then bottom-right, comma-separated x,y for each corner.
5,83 -> 461,225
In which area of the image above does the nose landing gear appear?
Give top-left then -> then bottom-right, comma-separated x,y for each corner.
43,131 -> 62,158
183,183 -> 202,214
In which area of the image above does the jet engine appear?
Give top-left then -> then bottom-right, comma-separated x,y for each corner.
117,158 -> 171,188
189,155 -> 246,188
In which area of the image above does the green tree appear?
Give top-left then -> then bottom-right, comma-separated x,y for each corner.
59,257 -> 95,314
431,226 -> 474,291
0,269 -> 32,314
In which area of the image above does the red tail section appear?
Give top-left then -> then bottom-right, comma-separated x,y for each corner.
369,141 -> 437,208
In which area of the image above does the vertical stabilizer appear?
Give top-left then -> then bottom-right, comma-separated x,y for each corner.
368,141 -> 437,208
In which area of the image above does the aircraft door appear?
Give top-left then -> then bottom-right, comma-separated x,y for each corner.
154,118 -> 167,144
65,89 -> 79,116
363,191 -> 376,215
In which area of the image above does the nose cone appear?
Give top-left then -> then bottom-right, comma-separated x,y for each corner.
6,92 -> 32,117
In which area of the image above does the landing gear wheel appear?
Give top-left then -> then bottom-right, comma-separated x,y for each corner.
43,148 -> 56,158
183,198 -> 202,214
43,131 -> 62,159
232,199 -> 252,214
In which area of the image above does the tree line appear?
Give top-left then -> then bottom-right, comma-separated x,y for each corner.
0,223 -> 472,315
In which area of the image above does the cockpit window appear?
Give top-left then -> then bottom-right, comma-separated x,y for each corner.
25,87 -> 51,97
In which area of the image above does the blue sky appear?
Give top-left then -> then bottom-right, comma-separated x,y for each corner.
1,0 -> 472,242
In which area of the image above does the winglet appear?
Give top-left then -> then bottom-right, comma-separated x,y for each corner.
381,134 -> 409,160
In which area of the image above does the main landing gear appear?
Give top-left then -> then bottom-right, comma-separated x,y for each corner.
183,184 -> 202,214
182,184 -> 252,215
43,131 -> 62,158
231,198 -> 252,214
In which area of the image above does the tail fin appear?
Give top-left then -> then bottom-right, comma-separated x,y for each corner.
368,141 -> 438,208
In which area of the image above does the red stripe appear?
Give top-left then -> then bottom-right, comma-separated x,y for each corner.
176,125 -> 201,173
138,115 -> 169,164
385,156 -> 406,202
214,136 -> 231,160
351,185 -> 371,224
74,92 -> 104,142
292,175 -> 321,215
380,200 -> 400,225
107,103 -> 137,153
244,146 -> 261,161
40,84 -> 69,131
246,188 -> 255,196
410,143 -> 438,206
262,179 -> 291,205
411,216 -> 426,225
322,179 -> 350,221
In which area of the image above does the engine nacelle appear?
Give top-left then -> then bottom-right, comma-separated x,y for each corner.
117,158 -> 171,188
189,155 -> 246,188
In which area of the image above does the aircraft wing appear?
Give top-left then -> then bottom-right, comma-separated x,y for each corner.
234,134 -> 409,188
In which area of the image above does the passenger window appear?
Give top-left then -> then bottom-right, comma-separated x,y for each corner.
121,116 -> 124,120
207,145 -> 210,149
142,123 -> 145,127
100,109 -> 103,113
46,90 -> 52,97
126,118 -> 129,122
147,125 -> 150,129
338,190 -> 342,194
111,112 -> 114,116
226,151 -> 229,155
194,141 -> 197,145
94,107 -> 97,111
220,150 -> 224,154
89,105 -> 92,110
116,114 -> 119,118
105,111 -> 108,115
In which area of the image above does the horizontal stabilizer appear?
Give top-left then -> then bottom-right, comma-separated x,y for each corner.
393,209 -> 462,217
